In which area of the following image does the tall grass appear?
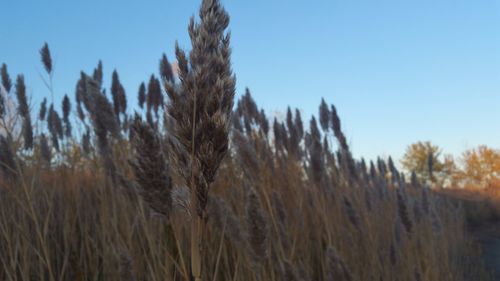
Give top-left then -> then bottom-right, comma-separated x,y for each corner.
0,0 -> 491,280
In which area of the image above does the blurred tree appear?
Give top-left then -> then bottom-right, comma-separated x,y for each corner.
401,141 -> 455,185
456,145 -> 500,189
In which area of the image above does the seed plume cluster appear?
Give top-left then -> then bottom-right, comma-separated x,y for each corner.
130,116 -> 173,218
0,0 -> 491,280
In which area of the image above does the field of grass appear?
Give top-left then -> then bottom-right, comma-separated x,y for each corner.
439,188 -> 500,227
0,0 -> 494,280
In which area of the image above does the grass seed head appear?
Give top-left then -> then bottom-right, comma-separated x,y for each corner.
0,135 -> 16,181
246,187 -> 269,263
130,116 -> 173,218
1,64 -> 12,93
40,42 -> 53,74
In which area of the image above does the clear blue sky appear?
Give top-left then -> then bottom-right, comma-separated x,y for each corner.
1,0 -> 499,162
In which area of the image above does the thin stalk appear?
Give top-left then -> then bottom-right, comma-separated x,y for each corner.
172,224 -> 189,280
211,214 -> 228,281
190,91 -> 202,281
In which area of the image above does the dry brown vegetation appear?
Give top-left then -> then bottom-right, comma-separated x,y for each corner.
440,187 -> 500,228
0,0 -> 493,280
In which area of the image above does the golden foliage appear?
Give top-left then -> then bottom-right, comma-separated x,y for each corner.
401,141 -> 455,184
456,145 -> 500,189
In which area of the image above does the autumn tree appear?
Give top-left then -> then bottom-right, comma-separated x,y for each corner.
456,145 -> 500,189
401,141 -> 455,185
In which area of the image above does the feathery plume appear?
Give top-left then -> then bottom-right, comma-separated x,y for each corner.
294,108 -> 304,139
1,64 -> 12,93
162,1 -> 236,279
310,116 -> 321,141
308,117 -> 325,185
39,98 -> 47,121
15,75 -> 29,118
388,156 -> 399,183
146,75 -> 163,117
271,191 -> 290,249
279,122 -> 289,150
92,60 -> 103,87
319,98 -> 330,131
245,187 -> 269,263
397,189 -> 413,237
159,53 -> 174,82
171,185 -> 190,216
40,42 -> 53,74
233,131 -> 259,179
377,157 -> 387,177
75,73 -> 88,122
39,133 -> 52,165
164,0 -> 236,214
111,70 -> 126,119
15,75 -> 33,150
76,103 -> 85,123
342,195 -> 361,230
330,104 -> 358,181
62,94 -> 72,137
22,118 -> 33,150
286,107 -> 300,156
81,129 -> 91,155
48,105 -> 63,138
242,88 -> 259,121
83,75 -> 120,176
0,135 -> 17,181
271,191 -> 286,226
47,104 -> 61,150
0,90 -> 4,118
118,85 -> 127,115
137,82 -> 146,109
369,161 -> 377,179
243,114 -> 251,134
258,109 -> 269,136
330,104 -> 348,150
130,116 -> 173,218
207,194 -> 246,246
273,118 -> 284,151
83,75 -> 119,138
